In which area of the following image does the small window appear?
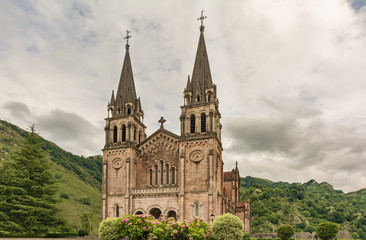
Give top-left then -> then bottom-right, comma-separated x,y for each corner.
166,164 -> 169,184
113,126 -> 118,143
155,165 -> 158,185
122,125 -> 126,142
172,167 -> 176,185
138,131 -> 141,144
133,129 -> 136,141
116,205 -> 120,217
149,169 -> 153,186
195,203 -> 199,217
197,95 -> 200,102
208,94 -> 211,102
201,113 -> 206,133
160,161 -> 164,185
127,107 -> 131,115
190,115 -> 195,134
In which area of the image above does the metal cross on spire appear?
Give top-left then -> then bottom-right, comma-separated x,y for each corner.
158,116 -> 166,129
197,10 -> 207,30
124,30 -> 132,47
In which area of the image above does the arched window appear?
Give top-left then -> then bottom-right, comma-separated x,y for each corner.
138,131 -> 141,144
127,107 -> 131,115
160,161 -> 164,185
149,169 -> 153,186
190,115 -> 195,134
172,167 -> 176,185
133,129 -> 136,141
196,95 -> 200,102
207,93 -> 211,102
201,113 -> 206,133
195,203 -> 199,217
166,163 -> 169,184
155,165 -> 158,185
116,205 -> 120,217
122,125 -> 126,142
113,126 -> 118,143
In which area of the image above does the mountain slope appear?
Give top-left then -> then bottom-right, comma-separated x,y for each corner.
241,176 -> 366,239
0,120 -> 102,233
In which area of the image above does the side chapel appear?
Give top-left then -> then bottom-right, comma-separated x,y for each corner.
101,12 -> 251,232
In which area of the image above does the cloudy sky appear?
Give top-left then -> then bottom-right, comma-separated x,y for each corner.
1,0 -> 366,193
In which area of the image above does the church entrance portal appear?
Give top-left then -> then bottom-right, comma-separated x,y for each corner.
135,211 -> 143,215
149,208 -> 162,219
167,210 -> 177,220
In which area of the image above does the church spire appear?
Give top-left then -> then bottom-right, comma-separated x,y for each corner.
115,30 -> 138,111
109,30 -> 143,119
188,10 -> 214,104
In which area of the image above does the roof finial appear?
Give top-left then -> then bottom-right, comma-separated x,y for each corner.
158,116 -> 166,129
124,30 -> 132,49
197,10 -> 207,31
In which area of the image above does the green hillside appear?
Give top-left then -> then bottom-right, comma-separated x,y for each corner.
241,176 -> 366,239
0,120 -> 102,234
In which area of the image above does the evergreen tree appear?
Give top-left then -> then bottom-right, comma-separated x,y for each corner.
0,125 -> 63,236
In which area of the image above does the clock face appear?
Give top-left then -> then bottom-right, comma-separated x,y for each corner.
189,150 -> 204,163
112,158 -> 123,169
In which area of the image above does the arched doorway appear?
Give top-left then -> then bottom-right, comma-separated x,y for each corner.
135,211 -> 143,215
167,210 -> 177,220
149,208 -> 162,219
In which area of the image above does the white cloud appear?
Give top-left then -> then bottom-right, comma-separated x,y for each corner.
1,0 -> 366,192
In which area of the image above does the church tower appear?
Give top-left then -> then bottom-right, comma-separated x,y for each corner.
102,30 -> 146,220
178,11 -> 224,222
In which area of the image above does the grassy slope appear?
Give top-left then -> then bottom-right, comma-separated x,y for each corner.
0,120 -> 102,233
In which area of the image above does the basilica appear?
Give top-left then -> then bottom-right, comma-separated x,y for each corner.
101,13 -> 251,232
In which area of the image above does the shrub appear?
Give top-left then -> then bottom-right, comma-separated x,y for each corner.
78,229 -> 88,236
187,218 -> 214,240
79,196 -> 91,205
59,193 -> 69,199
277,225 -> 295,240
98,218 -> 120,240
242,232 -> 251,240
304,225 -> 316,233
316,222 -> 339,240
212,213 -> 244,240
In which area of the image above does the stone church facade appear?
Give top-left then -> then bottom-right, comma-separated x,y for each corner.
102,17 -> 251,232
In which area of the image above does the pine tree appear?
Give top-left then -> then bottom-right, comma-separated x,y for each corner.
0,125 -> 63,236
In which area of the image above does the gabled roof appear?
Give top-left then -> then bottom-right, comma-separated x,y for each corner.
140,127 -> 180,146
224,171 -> 234,181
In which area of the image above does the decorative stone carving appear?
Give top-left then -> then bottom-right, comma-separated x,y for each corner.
112,158 -> 123,169
189,150 -> 204,163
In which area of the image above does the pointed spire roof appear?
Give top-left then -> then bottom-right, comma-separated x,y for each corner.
190,22 -> 213,101
115,42 -> 137,107
109,90 -> 115,105
185,75 -> 191,91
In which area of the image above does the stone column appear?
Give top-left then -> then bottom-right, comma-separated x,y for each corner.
126,158 -> 130,214
208,149 -> 213,220
127,122 -> 131,141
102,156 -> 108,220
180,115 -> 185,136
179,150 -> 185,221
209,111 -> 214,132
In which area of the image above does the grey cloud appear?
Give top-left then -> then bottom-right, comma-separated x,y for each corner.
225,99 -> 366,176
36,109 -> 101,156
3,101 -> 33,119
